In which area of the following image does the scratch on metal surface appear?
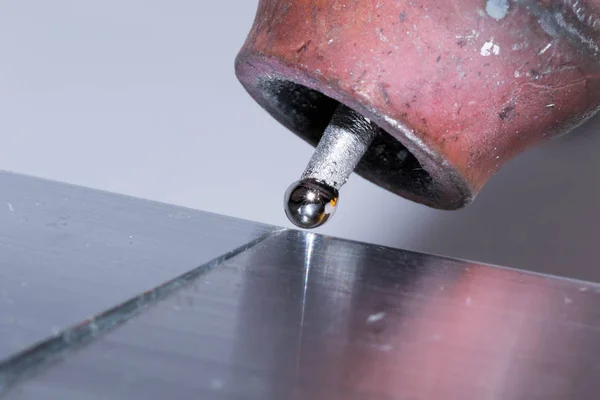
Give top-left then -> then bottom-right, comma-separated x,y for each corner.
0,228 -> 286,397
295,233 -> 315,389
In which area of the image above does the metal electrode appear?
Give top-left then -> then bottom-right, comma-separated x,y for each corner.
284,104 -> 379,229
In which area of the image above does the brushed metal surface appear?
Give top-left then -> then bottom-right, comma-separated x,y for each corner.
0,171 -> 277,363
4,226 -> 600,399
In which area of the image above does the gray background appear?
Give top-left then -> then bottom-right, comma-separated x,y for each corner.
1,1 -> 599,281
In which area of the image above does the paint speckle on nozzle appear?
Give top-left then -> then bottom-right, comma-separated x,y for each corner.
481,38 -> 501,56
486,0 -> 509,21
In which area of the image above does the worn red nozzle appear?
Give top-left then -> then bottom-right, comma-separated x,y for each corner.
236,0 -> 600,210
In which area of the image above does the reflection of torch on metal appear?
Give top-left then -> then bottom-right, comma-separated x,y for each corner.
236,0 -> 600,228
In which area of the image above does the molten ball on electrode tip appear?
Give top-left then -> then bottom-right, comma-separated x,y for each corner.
284,179 -> 339,229
283,104 -> 378,230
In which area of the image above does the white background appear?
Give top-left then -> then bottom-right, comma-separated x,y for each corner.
1,1 -> 600,281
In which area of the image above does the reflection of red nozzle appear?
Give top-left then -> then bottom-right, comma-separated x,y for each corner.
236,0 -> 600,209
341,263 -> 590,399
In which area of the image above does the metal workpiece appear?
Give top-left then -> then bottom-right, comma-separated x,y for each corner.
284,104 -> 378,229
3,173 -> 600,399
0,170 -> 277,363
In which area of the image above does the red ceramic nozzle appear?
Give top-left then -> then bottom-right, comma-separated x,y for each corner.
236,0 -> 600,210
